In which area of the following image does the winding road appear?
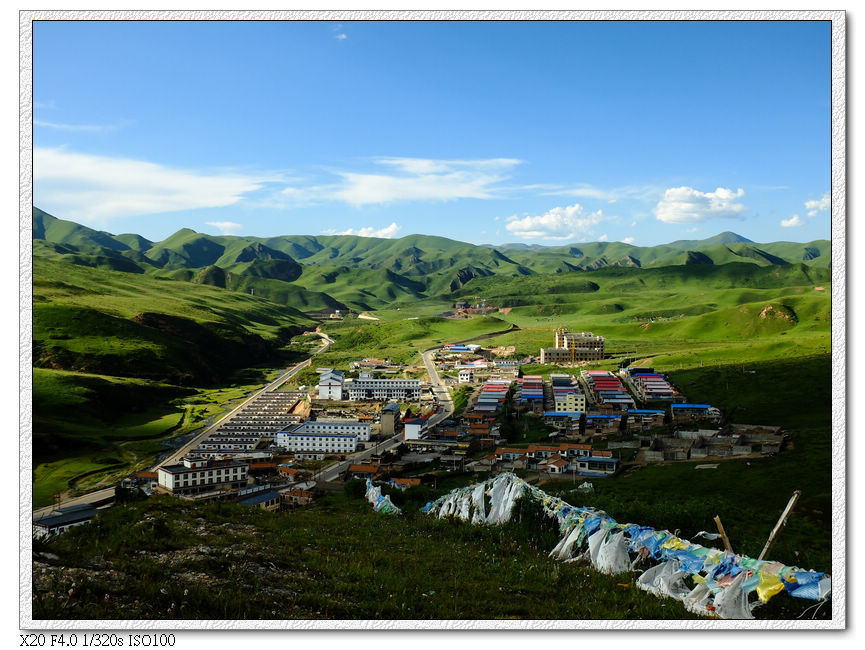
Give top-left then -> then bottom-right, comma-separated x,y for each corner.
316,346 -> 454,482
33,333 -> 334,519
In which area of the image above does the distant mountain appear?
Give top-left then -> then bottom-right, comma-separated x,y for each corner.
32,208 -> 831,314
665,231 -> 754,250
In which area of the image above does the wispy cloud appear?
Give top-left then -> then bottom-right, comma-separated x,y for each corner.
330,157 -> 521,206
621,236 -> 636,244
653,186 -> 745,224
34,100 -> 57,109
205,221 -> 243,235
545,183 -> 663,203
271,157 -> 521,208
335,33 -> 348,40
805,192 -> 829,217
35,119 -> 123,133
34,147 -> 271,224
504,203 -> 610,241
322,222 -> 401,238
780,214 -> 804,228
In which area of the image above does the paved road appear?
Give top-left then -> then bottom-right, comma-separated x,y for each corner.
317,346 -> 454,482
421,348 -> 455,428
33,333 -> 334,519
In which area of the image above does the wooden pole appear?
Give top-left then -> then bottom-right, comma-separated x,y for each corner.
713,515 -> 734,554
758,490 -> 801,561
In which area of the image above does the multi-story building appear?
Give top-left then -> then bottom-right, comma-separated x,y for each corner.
156,456 -> 249,496
344,377 -> 422,402
318,369 -> 345,400
275,431 -> 358,454
287,419 -> 370,441
380,402 -> 401,435
539,329 -> 605,364
403,417 -> 429,440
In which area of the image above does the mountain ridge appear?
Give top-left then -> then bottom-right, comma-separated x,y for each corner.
32,208 -> 831,313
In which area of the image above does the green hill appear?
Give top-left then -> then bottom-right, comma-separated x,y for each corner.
33,209 -> 832,316
33,208 -> 131,251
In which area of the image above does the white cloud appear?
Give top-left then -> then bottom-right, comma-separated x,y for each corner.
781,214 -> 804,228
323,222 -> 401,239
205,221 -> 243,235
504,203 -> 609,240
332,157 -> 521,206
805,192 -> 829,216
335,33 -> 347,40
621,236 -> 635,244
598,234 -> 609,242
546,183 -> 663,203
630,221 -> 637,227
34,147 -> 268,224
35,119 -> 121,133
653,186 -> 745,224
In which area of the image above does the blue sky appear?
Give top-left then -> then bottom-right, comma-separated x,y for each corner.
32,19 -> 832,246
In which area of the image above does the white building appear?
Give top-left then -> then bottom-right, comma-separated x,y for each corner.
33,504 -> 98,538
157,456 -> 249,496
275,431 -> 358,454
318,369 -> 345,400
288,419 -> 371,441
458,368 -> 475,383
403,418 -> 429,440
344,377 -> 422,402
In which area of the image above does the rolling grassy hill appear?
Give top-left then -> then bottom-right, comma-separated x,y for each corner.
29,208 -> 833,510
31,259 -> 318,505
33,208 -> 831,314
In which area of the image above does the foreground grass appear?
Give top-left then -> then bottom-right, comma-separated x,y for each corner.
33,492 -> 701,621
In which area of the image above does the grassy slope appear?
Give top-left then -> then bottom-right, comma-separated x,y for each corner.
33,491 -> 702,620
31,261 -> 317,506
34,258 -> 313,340
316,315 -> 513,367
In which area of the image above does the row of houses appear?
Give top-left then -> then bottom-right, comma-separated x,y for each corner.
485,442 -> 620,477
641,427 -> 784,462
581,370 -> 636,410
549,373 -> 587,412
191,391 -> 306,458
542,409 -> 666,435
622,367 -> 679,401
235,484 -> 314,511
474,379 -> 511,414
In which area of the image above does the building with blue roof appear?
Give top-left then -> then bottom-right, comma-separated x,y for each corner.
238,490 -> 281,511
33,504 -> 99,538
670,404 -> 720,424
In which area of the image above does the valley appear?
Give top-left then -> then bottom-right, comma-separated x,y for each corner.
29,209 -> 834,621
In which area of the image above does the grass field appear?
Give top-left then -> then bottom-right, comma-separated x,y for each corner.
34,490 -> 705,620
313,314 -> 513,368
